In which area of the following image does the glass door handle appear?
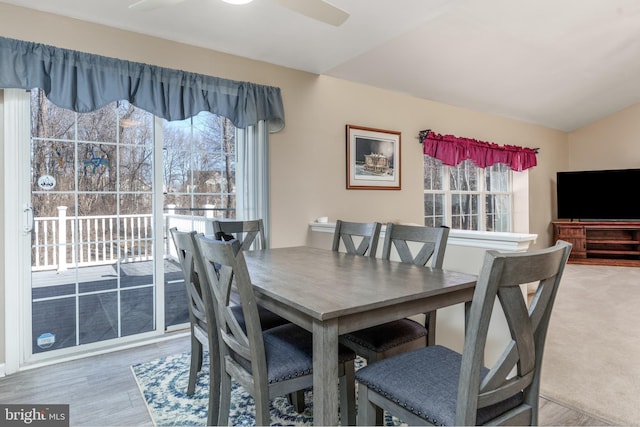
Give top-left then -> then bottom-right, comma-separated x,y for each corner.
23,204 -> 34,233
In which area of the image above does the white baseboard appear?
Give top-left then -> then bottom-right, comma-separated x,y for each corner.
0,363 -> 6,377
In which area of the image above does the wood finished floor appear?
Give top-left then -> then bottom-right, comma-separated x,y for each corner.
0,333 -> 611,426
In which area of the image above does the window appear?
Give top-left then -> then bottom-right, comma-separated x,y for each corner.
27,88 -> 237,355
424,156 -> 512,232
163,112 -> 237,221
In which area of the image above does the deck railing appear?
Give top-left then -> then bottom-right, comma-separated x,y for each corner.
32,205 -> 232,271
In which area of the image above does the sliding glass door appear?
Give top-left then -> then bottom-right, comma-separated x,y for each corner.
162,112 -> 237,326
29,90 -> 158,355
15,89 -> 237,362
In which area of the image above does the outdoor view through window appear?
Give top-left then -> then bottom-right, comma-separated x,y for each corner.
424,156 -> 511,232
29,88 -> 236,354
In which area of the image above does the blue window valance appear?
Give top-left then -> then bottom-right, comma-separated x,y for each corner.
0,36 -> 285,131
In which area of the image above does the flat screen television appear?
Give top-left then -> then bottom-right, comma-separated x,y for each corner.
556,168 -> 640,221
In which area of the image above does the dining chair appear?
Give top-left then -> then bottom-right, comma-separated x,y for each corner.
210,219 -> 309,410
169,227 -> 289,425
169,227 -> 221,427
331,220 -> 382,257
355,240 -> 572,426
211,218 -> 266,250
210,219 -> 290,333
340,224 -> 449,362
195,235 -> 358,426
381,223 -> 450,346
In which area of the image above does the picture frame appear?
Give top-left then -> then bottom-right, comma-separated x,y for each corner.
346,124 -> 401,190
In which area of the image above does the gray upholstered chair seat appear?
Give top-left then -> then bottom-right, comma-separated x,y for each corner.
230,304 -> 289,332
194,298 -> 287,339
356,345 -> 523,426
233,323 -> 357,384
341,318 -> 427,352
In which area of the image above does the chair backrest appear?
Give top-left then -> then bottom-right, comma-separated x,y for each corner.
170,228 -> 222,426
455,240 -> 572,426
195,235 -> 269,390
169,227 -> 208,327
212,219 -> 266,250
332,220 -> 382,257
381,223 -> 449,268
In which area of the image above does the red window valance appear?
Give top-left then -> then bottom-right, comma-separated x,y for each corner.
419,130 -> 537,172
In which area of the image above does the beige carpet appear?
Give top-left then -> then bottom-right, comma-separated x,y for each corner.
541,263 -> 640,426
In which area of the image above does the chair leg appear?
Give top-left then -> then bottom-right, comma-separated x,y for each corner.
288,391 -> 306,413
254,394 -> 271,426
375,406 -> 384,426
357,383 -> 379,426
207,365 -> 220,427
365,354 -> 385,425
207,348 -> 221,427
217,369 -> 232,427
188,336 -> 203,396
425,310 -> 437,346
339,359 -> 356,425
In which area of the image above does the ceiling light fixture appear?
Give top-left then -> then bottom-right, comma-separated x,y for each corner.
221,0 -> 254,4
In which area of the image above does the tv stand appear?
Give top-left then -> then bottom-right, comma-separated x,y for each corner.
553,221 -> 640,266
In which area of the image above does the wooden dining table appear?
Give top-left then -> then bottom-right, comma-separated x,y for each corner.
243,246 -> 477,426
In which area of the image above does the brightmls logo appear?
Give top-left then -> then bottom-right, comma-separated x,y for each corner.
1,405 -> 69,426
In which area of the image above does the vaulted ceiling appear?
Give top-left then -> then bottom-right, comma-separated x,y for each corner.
4,0 -> 640,131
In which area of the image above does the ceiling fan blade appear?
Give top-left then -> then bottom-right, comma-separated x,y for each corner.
271,0 -> 349,26
129,0 -> 186,11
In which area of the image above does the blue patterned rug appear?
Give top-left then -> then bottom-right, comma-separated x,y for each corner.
131,351 -> 404,426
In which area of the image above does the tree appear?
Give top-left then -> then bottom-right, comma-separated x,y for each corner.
162,112 -> 236,218
30,89 -> 237,221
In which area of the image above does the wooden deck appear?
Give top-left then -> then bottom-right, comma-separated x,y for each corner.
30,259 -> 187,354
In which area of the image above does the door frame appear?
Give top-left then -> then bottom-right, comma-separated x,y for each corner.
2,90 -> 174,373
3,89 -> 31,374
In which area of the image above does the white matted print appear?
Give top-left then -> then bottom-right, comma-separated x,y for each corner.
346,125 -> 401,190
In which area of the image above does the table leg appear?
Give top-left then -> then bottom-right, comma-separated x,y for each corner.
464,300 -> 472,334
312,318 -> 339,426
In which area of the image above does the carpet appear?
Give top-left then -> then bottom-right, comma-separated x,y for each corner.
132,352 -> 403,426
540,263 -> 640,425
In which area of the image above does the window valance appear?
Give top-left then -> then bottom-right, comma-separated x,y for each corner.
419,130 -> 537,172
0,36 -> 285,132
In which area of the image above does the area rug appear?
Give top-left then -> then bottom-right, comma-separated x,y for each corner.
540,264 -> 640,426
132,351 -> 403,426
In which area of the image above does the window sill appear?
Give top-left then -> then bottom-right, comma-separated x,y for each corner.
309,222 -> 537,252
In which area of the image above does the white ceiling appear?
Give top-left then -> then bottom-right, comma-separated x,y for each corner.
4,0 -> 640,131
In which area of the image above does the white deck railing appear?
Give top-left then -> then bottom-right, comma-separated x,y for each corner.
32,205 -> 229,272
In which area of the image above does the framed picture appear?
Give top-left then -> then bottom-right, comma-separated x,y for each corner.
346,124 -> 401,190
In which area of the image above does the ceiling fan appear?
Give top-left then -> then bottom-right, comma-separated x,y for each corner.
128,0 -> 350,26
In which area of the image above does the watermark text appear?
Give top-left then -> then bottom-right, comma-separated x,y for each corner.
1,405 -> 69,427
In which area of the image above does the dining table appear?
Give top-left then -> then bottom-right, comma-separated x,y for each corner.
243,246 -> 477,426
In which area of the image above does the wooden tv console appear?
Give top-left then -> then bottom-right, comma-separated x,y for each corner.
552,221 -> 640,266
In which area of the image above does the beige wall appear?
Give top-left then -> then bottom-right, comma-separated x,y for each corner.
281,75 -> 567,249
0,3 -> 571,365
567,103 -> 640,171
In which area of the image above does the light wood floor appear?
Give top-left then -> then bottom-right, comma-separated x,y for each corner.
0,334 -> 611,426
